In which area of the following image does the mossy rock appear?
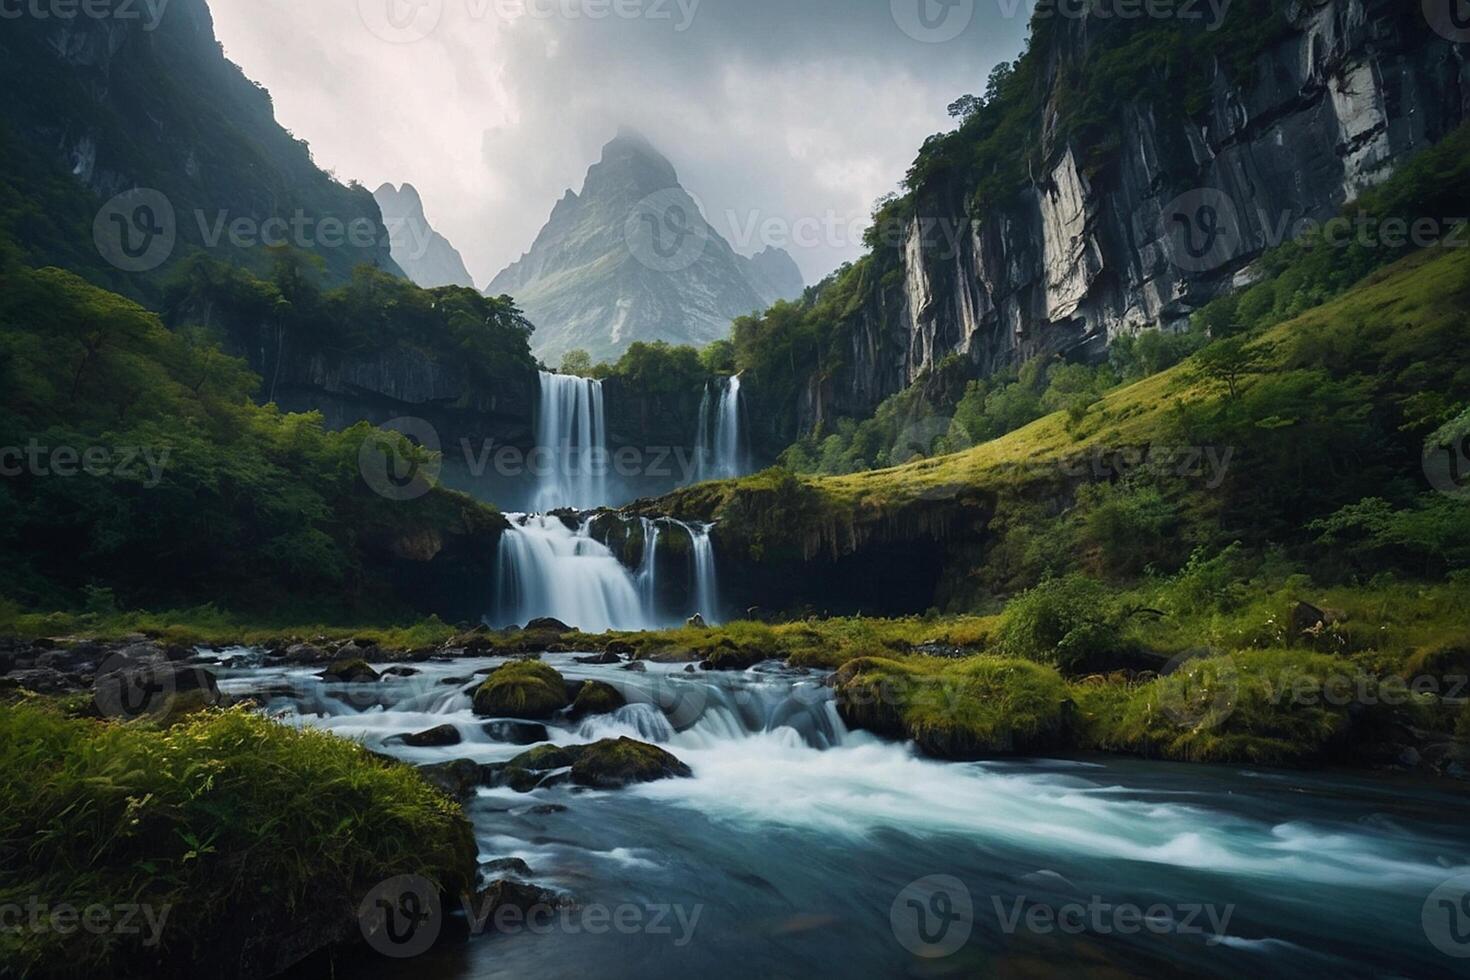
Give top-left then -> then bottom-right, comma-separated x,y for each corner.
570,681 -> 626,719
472,660 -> 569,719
569,737 -> 693,789
833,656 -> 1071,760
508,744 -> 579,771
490,739 -> 691,792
321,658 -> 380,683
700,640 -> 768,672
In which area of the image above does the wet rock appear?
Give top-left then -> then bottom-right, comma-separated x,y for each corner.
605,640 -> 635,658
475,880 -> 572,925
417,759 -> 485,801
619,661 -> 647,673
397,724 -> 463,748
482,720 -> 551,745
686,614 -> 708,629
284,643 -> 328,664
569,680 -> 626,719
575,652 -> 622,665
483,857 -> 533,877
526,804 -> 568,815
508,745 -> 580,771
382,666 -> 421,678
569,737 -> 692,789
319,659 -> 380,683
441,676 -> 471,686
472,661 -> 569,720
525,618 -> 574,634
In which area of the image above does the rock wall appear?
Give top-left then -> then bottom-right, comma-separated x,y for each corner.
799,0 -> 1467,433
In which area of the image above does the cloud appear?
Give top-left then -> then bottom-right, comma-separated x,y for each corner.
208,0 -> 1030,287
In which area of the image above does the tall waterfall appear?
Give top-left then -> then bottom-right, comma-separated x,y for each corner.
532,371 -> 607,512
494,515 -> 723,631
694,375 -> 745,483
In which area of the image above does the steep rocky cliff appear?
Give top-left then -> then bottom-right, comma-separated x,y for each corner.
798,0 -> 1466,433
0,0 -> 401,288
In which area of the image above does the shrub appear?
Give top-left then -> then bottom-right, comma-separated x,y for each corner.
997,575 -> 1124,671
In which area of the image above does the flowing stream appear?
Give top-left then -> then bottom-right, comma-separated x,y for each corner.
224,654 -> 1470,979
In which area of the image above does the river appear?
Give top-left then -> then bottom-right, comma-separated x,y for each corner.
219,653 -> 1470,978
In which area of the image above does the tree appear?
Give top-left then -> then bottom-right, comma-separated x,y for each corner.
1190,336 -> 1269,402
559,349 -> 594,377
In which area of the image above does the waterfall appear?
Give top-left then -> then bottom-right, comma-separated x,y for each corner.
712,374 -> 744,479
635,517 -> 661,617
494,515 -> 650,633
532,371 -> 607,511
693,375 -> 745,483
674,520 -> 720,624
493,514 -> 722,631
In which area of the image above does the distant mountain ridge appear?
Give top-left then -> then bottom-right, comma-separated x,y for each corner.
374,183 -> 476,289
488,129 -> 803,363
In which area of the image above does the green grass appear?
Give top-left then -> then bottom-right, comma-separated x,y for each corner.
832,655 -> 1072,758
0,702 -> 477,978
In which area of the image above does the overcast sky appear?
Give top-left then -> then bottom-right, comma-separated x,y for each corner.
209,0 -> 1031,288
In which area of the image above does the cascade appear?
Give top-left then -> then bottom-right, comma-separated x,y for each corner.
494,515 -> 650,633
693,375 -> 745,482
531,371 -> 607,511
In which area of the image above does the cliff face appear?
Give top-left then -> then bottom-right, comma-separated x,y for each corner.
800,0 -> 1466,432
0,0 -> 400,286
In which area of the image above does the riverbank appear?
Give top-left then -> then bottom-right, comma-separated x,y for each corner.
5,570 -> 1467,778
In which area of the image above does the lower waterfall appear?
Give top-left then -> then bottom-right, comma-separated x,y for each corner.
494,514 -> 722,632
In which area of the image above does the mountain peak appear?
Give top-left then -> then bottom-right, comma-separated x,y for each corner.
593,128 -> 679,190
373,183 -> 475,291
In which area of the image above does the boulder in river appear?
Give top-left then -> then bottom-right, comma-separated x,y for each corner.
525,618 -> 574,634
417,759 -> 485,801
569,680 -> 626,719
571,738 -> 693,789
320,658 -> 381,683
482,720 -> 551,745
397,724 -> 463,748
472,660 -> 569,719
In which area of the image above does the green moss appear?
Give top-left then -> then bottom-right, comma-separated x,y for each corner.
471,660 -> 569,719
0,702 -> 476,978
569,737 -> 693,789
570,680 -> 626,719
832,656 -> 1072,759
1079,650 -> 1359,766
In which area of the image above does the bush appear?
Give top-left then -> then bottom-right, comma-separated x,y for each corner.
0,702 -> 477,978
997,575 -> 1125,671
